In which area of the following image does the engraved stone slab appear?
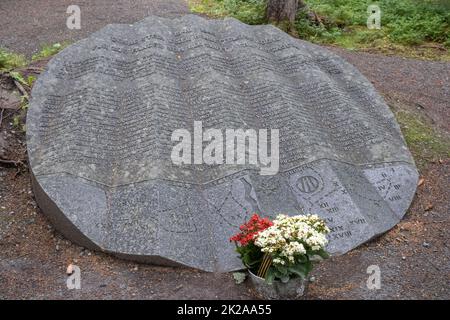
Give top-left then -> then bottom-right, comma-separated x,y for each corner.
27,15 -> 419,271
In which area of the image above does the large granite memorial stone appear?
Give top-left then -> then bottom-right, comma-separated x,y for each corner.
27,15 -> 419,271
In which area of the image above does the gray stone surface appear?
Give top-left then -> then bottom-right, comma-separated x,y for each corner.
27,15 -> 418,272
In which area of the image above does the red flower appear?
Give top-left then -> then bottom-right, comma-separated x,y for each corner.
230,213 -> 273,246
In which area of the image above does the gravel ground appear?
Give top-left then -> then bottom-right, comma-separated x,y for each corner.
328,47 -> 450,133
0,0 -> 189,57
0,0 -> 449,300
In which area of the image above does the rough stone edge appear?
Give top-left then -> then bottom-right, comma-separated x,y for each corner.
31,170 -> 203,270
26,14 -> 420,272
31,158 -> 419,272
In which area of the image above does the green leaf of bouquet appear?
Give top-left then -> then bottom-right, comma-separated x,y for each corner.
304,261 -> 313,275
276,265 -> 289,275
316,249 -> 330,259
265,267 -> 275,285
288,264 -> 308,279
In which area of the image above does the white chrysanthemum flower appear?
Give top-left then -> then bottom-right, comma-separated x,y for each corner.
254,214 -> 329,265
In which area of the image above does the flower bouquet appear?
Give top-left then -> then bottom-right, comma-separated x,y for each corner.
230,213 -> 330,299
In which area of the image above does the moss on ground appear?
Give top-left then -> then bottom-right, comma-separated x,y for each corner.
0,49 -> 27,72
32,42 -> 70,61
395,110 -> 450,169
318,27 -> 450,61
1,42 -> 68,73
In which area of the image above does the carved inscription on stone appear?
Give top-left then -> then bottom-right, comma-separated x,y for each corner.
27,15 -> 418,271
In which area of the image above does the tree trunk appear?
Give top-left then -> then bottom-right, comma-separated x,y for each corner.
266,0 -> 305,24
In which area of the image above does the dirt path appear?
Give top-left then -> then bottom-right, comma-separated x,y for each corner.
0,1 -> 449,300
309,159 -> 449,299
0,0 -> 189,57
1,150 -> 448,299
1,57 -> 448,300
328,47 -> 450,133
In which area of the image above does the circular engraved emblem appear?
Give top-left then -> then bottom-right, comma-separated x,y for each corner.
26,15 -> 419,272
296,175 -> 320,193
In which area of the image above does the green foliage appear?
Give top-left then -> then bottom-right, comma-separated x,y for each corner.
190,0 -> 266,24
0,49 -> 27,71
12,113 -> 27,132
190,0 -> 450,56
266,259 -> 312,284
9,71 -> 27,85
6,69 -> 31,133
26,75 -> 36,87
232,214 -> 330,284
2,44 -> 63,134
32,42 -> 69,61
297,0 -> 449,46
12,115 -> 21,128
265,247 -> 328,284
2,42 -> 67,72
235,243 -> 265,270
387,14 -> 448,45
11,98 -> 28,132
